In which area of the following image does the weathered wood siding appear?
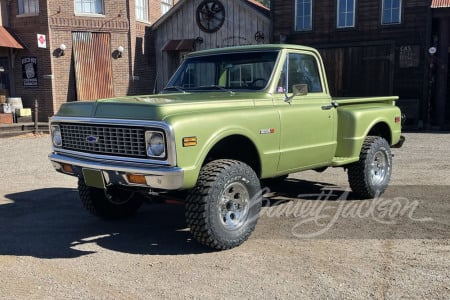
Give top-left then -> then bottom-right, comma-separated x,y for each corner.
152,0 -> 271,91
272,0 -> 431,124
273,0 -> 429,44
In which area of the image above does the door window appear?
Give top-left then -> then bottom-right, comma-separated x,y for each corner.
277,53 -> 323,94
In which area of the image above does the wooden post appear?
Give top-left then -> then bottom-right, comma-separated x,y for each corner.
34,99 -> 38,134
435,17 -> 449,129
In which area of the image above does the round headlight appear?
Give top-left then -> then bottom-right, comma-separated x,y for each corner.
147,132 -> 165,157
51,126 -> 62,147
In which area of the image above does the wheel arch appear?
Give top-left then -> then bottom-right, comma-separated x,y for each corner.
203,134 -> 262,178
367,121 -> 392,144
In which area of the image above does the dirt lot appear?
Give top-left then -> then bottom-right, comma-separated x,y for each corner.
0,133 -> 449,299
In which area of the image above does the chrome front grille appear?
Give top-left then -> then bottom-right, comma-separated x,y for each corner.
60,123 -> 147,158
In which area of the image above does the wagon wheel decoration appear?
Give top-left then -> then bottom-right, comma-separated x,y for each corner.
254,31 -> 265,42
196,0 -> 226,33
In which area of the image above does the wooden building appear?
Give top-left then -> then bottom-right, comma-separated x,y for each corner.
151,0 -> 271,92
271,0 -> 438,128
431,0 -> 450,129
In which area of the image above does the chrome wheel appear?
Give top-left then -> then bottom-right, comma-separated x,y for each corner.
348,136 -> 392,199
369,150 -> 389,186
218,182 -> 250,231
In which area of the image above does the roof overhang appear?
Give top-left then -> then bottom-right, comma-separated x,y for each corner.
0,26 -> 24,49
431,0 -> 450,8
162,39 -> 196,51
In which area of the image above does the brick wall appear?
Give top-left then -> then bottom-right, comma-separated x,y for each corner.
7,0 -> 176,121
9,0 -> 52,121
48,0 -> 131,118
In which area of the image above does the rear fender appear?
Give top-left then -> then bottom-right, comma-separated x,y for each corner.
335,106 -> 401,158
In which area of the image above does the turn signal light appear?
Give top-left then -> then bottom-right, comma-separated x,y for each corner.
127,174 -> 147,185
183,136 -> 197,147
61,163 -> 74,174
395,116 -> 401,123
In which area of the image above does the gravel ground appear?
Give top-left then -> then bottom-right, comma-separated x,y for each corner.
0,132 -> 449,299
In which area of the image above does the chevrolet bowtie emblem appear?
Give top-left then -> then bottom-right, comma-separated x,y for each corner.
86,135 -> 99,143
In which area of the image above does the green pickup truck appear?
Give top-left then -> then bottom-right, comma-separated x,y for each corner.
49,44 -> 404,249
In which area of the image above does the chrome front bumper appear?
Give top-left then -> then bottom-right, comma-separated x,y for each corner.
49,153 -> 184,190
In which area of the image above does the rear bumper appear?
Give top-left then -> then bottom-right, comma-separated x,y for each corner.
49,152 -> 184,190
392,135 -> 406,148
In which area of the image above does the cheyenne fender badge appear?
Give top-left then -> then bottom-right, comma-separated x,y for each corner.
260,128 -> 275,134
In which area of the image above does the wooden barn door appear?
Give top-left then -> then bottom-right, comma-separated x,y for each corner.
319,48 -> 345,96
355,44 -> 394,97
319,44 -> 394,97
72,32 -> 114,100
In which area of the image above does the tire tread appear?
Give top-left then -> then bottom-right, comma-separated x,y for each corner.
348,136 -> 391,199
185,159 -> 261,250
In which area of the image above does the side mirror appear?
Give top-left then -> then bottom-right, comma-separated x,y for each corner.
285,84 -> 308,104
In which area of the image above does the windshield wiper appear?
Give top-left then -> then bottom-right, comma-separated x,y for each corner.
195,85 -> 235,94
162,86 -> 186,93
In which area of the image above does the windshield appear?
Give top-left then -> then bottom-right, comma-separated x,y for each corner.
163,51 -> 279,93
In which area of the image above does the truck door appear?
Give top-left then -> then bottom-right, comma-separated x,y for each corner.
274,52 -> 336,172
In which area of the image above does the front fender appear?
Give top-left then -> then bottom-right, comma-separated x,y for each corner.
165,109 -> 281,189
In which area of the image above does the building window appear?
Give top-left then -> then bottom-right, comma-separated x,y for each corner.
162,0 -> 173,15
337,0 -> 355,28
18,0 -> 39,15
381,0 -> 402,25
136,0 -> 149,21
295,0 -> 312,31
75,0 -> 104,14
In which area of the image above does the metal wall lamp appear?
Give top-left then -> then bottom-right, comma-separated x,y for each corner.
117,46 -> 124,58
57,43 -> 66,57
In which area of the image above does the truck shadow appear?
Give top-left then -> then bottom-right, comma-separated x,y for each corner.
1,188 -> 209,258
1,178 -> 333,258
2,179 -> 447,258
261,177 -> 351,204
259,179 -> 450,241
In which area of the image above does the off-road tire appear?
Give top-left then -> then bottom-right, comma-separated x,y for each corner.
78,178 -> 144,219
185,159 -> 262,250
347,136 -> 392,199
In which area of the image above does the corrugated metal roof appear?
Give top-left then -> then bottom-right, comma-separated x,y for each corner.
245,0 -> 270,16
431,0 -> 450,8
246,0 -> 269,10
0,26 -> 24,49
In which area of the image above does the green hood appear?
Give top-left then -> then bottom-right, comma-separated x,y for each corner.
56,92 -> 267,121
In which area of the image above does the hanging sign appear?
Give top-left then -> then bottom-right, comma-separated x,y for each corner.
22,57 -> 38,87
37,34 -> 46,48
399,45 -> 420,68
